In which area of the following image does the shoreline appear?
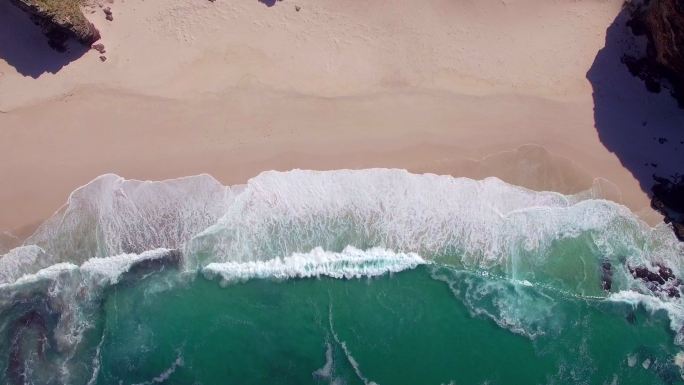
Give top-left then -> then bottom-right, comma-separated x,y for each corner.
0,84 -> 663,242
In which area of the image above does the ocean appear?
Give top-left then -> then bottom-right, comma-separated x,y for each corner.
1,169 -> 683,385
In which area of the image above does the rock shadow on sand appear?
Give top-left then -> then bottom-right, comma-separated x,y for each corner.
587,6 -> 684,199
0,0 -> 88,79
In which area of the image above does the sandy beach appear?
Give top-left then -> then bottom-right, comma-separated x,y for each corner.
0,0 -> 678,243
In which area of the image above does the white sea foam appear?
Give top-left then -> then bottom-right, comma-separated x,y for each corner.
430,267 -> 557,339
0,248 -> 174,290
187,169 -> 683,274
0,245 -> 65,285
312,342 -> 334,380
24,173 -> 233,265
5,262 -> 79,288
1,174 -> 233,285
202,246 -> 426,284
9,169 -> 682,278
81,248 -> 174,285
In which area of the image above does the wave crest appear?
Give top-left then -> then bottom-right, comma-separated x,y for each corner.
202,246 -> 426,285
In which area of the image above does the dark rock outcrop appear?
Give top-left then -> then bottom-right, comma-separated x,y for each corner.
8,0 -> 100,51
629,262 -> 682,297
626,0 -> 684,241
627,0 -> 684,106
651,175 -> 684,240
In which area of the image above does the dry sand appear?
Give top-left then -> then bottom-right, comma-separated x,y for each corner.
0,0 -> 667,241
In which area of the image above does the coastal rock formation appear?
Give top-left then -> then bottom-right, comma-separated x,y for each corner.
628,262 -> 682,298
627,0 -> 684,106
8,0 -> 100,51
651,175 -> 684,241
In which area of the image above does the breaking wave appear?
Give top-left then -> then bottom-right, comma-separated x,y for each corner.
202,246 -> 427,285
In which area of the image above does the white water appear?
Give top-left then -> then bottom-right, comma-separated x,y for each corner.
430,267 -> 558,339
4,169 -> 681,280
312,342 -> 335,380
202,246 -> 427,284
186,169 -> 682,274
24,173 -> 233,265
0,245 -> 59,285
0,248 -> 173,290
81,249 -> 175,285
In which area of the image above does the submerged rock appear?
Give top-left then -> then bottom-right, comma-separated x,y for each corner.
627,0 -> 684,106
601,259 -> 613,292
8,0 -> 101,51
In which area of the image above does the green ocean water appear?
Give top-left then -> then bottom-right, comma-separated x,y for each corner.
82,264 -> 677,385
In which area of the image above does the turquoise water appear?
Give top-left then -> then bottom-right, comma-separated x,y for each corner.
1,170 -> 684,385
94,265 -> 677,385
73,265 -> 683,385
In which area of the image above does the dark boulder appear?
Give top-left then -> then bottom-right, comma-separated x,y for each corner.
628,262 -> 682,298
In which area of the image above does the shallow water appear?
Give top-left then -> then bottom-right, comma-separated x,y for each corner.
1,169 -> 683,384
